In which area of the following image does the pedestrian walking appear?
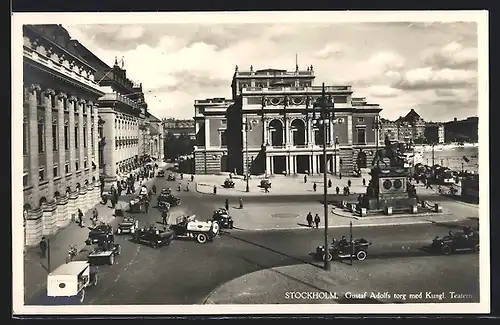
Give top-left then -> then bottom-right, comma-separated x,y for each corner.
180,173 -> 184,180
348,180 -> 352,187
339,173 -> 342,180
362,178 -> 366,186
225,199 -> 229,211
304,175 -> 308,183
117,183 -> 122,197
239,198 -> 243,209
161,210 -> 169,225
191,174 -> 194,182
425,180 -> 432,189
314,214 -> 320,229
144,200 -> 150,213
306,212 -> 313,227
313,182 -> 317,192
213,185 -> 217,195
77,208 -> 84,227
328,179 -> 332,188
336,186 -> 340,195
39,236 -> 47,258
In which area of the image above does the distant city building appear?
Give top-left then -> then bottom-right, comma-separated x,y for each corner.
444,116 -> 479,143
143,112 -> 164,159
22,25 -> 104,245
380,109 -> 427,144
162,118 -> 196,139
74,48 -> 148,190
193,64 -> 382,176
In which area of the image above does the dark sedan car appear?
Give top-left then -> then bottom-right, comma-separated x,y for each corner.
85,223 -> 113,245
132,226 -> 175,248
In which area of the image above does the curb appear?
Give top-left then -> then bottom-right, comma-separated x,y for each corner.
229,218 -> 461,232
331,209 -> 452,220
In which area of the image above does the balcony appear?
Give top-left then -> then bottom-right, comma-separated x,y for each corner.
242,85 -> 352,94
99,93 -> 141,110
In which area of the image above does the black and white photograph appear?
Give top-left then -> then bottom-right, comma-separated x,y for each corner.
12,11 -> 489,315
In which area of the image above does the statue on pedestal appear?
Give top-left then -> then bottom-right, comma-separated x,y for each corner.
372,135 -> 404,167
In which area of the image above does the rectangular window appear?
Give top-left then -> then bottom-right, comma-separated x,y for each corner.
53,165 -> 58,177
39,168 -> 45,181
83,127 -> 87,147
220,130 -> 227,147
356,128 -> 366,144
65,163 -> 69,174
23,172 -> 28,187
23,120 -> 28,155
36,93 -> 42,106
38,120 -> 45,153
52,123 -> 58,151
51,95 -> 56,108
75,161 -> 79,171
334,96 -> 348,103
91,127 -> 94,147
64,125 -> 69,150
75,127 -> 79,148
84,160 -> 87,169
63,99 -> 68,111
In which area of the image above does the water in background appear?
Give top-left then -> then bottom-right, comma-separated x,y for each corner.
421,146 -> 479,173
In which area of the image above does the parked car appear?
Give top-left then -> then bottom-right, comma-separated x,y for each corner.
87,238 -> 122,266
212,208 -> 234,229
167,173 -> 176,181
85,223 -> 113,245
315,238 -> 372,261
157,170 -> 165,178
116,216 -> 139,235
430,228 -> 479,255
45,261 -> 97,304
158,193 -> 181,207
132,225 -> 175,248
223,178 -> 235,188
170,215 -> 220,244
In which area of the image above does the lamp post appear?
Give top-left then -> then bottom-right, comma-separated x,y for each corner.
372,115 -> 382,168
312,83 -> 336,271
334,136 -> 339,175
244,119 -> 258,192
431,142 -> 436,166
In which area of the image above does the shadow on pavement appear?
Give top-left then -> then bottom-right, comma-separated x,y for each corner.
297,223 -> 312,228
238,256 -> 332,293
224,233 -> 322,269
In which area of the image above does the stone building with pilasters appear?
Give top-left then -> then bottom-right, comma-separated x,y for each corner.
22,25 -> 104,246
194,64 -> 382,176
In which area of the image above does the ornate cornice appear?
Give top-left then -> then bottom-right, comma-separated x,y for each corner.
57,92 -> 68,100
78,98 -> 86,106
86,100 -> 94,107
64,120 -> 69,126
68,96 -> 77,103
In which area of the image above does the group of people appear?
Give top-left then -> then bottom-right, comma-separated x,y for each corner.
306,212 -> 322,228
311,178 -> 354,196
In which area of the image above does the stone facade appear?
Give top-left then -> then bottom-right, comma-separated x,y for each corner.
23,25 -> 104,246
194,65 -> 382,176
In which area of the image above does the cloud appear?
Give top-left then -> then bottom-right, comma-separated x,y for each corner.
391,67 -> 477,90
313,43 -> 345,59
365,85 -> 403,98
421,41 -> 478,69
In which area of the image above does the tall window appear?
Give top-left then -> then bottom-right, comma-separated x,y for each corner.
356,128 -> 366,144
91,127 -> 94,147
83,127 -> 87,147
52,120 -> 58,151
220,130 -> 227,147
64,124 -> 69,150
75,126 -> 79,148
23,118 -> 28,155
38,118 -> 45,153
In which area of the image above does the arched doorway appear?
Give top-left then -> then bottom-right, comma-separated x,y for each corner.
290,119 -> 306,146
357,150 -> 367,168
269,119 -> 284,147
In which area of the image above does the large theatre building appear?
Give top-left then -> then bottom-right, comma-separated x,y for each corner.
23,25 -> 104,246
194,65 -> 382,176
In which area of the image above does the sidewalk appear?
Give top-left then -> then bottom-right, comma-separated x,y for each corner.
225,202 -> 462,231
195,173 -> 368,197
22,165 -> 165,304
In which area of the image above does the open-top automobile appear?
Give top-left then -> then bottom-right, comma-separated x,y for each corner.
315,238 -> 372,261
430,228 -> 479,255
87,233 -> 121,265
132,225 -> 175,248
85,223 -> 113,245
116,216 -> 139,235
212,208 -> 234,229
170,215 -> 220,244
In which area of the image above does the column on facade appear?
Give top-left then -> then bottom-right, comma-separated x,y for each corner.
285,155 -> 290,175
101,108 -> 117,185
329,120 -> 334,145
76,99 -> 87,212
306,119 -> 312,145
67,96 -> 78,222
56,92 -> 69,228
92,107 -> 100,202
265,155 -> 271,175
269,156 -> 274,174
86,101 -> 94,210
283,118 -> 289,146
347,116 -> 353,144
42,88 -> 57,235
26,84 -> 43,246
262,118 -> 268,146
311,155 -> 318,174
293,156 -> 298,174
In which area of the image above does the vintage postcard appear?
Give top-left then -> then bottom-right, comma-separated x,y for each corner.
12,10 -> 489,315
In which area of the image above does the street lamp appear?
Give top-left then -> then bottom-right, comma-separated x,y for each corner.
312,83 -> 336,271
372,115 -> 382,168
334,136 -> 339,175
244,119 -> 258,192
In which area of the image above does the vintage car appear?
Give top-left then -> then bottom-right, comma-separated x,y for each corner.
132,225 -> 175,248
161,188 -> 172,195
45,261 -> 97,304
116,216 -> 139,235
223,178 -> 235,188
260,179 -> 272,188
170,215 -> 220,244
85,223 -> 113,245
430,228 -> 479,255
158,193 -> 181,207
129,194 -> 148,213
87,235 -> 122,266
212,208 -> 234,229
157,170 -> 165,178
167,173 -> 176,181
315,238 -> 372,261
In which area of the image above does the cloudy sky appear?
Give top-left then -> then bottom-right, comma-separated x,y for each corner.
64,21 -> 478,122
